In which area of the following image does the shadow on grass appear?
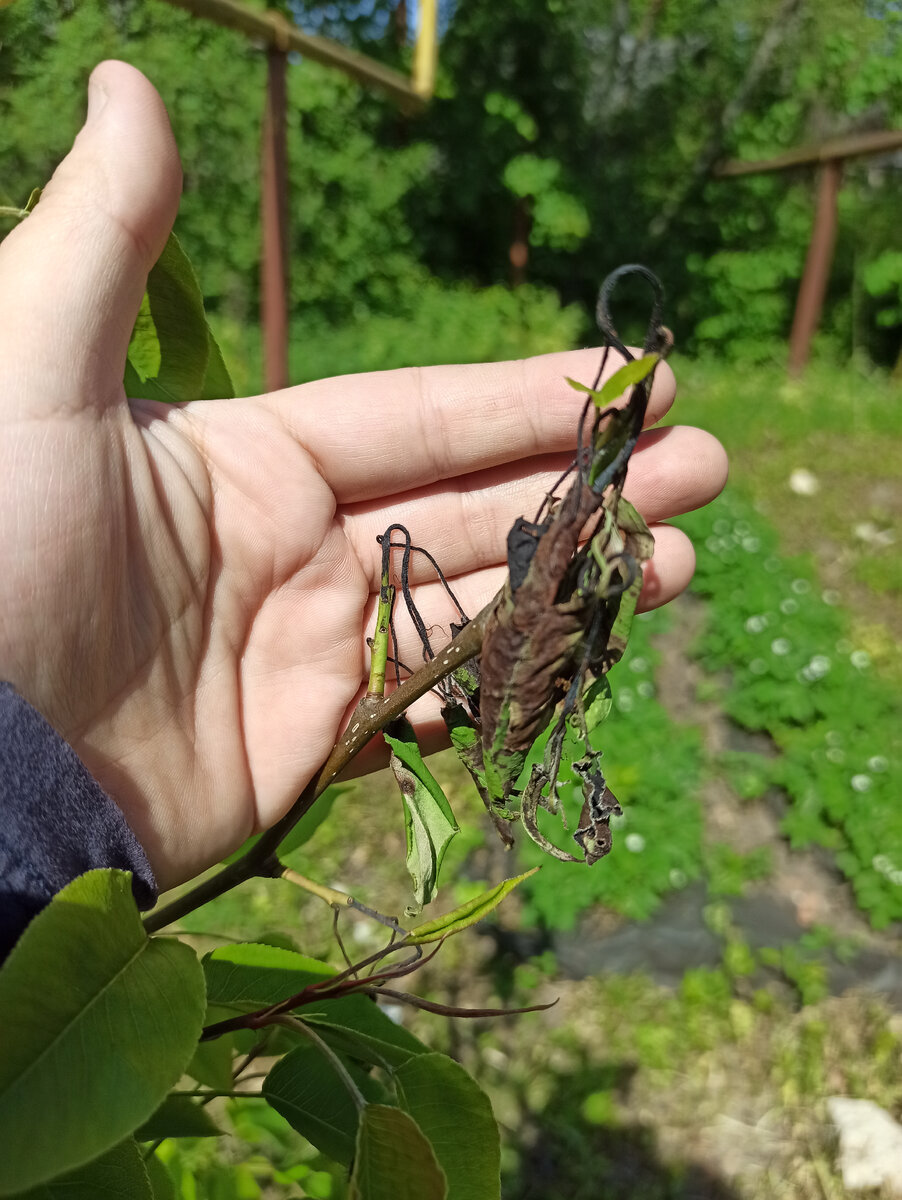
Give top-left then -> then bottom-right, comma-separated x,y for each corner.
503,1063 -> 740,1200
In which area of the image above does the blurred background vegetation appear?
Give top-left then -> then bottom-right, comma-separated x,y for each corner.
4,0 -> 902,379
2,2 -> 900,1197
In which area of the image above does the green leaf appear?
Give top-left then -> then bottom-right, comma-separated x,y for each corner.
349,1106 -> 446,1200
301,1000 -> 428,1071
0,870 -> 206,1196
7,1138 -> 152,1200
185,1034 -> 234,1092
447,714 -> 481,756
125,232 -> 234,403
581,677 -> 614,733
279,784 -> 349,857
204,942 -> 334,1006
563,376 -> 597,394
395,1054 -> 500,1200
203,944 -> 428,1068
406,869 -> 539,944
134,1095 -> 222,1141
143,1153 -> 175,1200
385,718 -> 459,908
565,354 -> 659,410
502,153 -> 560,198
263,1043 -> 375,1166
593,355 -> 659,408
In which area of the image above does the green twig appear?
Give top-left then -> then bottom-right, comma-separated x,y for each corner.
367,571 -> 394,697
0,188 -> 41,223
282,866 -> 407,935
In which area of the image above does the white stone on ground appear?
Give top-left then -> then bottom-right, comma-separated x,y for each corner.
827,1097 -> 902,1194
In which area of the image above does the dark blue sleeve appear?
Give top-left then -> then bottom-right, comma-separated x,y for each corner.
0,682 -> 157,959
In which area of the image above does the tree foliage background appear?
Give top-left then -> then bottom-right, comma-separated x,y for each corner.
3,0 -> 902,381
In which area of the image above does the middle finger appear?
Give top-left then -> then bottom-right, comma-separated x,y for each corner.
341,424 -> 727,590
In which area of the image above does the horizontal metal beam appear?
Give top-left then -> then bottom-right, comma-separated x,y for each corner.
163,0 -> 427,110
716,128 -> 902,177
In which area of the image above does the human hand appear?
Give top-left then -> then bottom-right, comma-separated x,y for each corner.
0,62 -> 727,890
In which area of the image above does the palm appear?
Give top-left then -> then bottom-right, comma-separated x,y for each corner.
11,396 -> 372,888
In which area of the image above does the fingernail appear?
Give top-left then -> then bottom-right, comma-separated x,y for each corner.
86,75 -> 110,125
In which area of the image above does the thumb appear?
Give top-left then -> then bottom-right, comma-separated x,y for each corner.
0,61 -> 182,419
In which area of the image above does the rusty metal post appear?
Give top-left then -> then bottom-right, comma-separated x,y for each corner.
788,158 -> 843,376
509,198 -> 530,287
261,47 -> 289,392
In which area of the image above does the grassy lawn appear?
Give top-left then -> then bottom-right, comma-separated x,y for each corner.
674,356 -> 902,678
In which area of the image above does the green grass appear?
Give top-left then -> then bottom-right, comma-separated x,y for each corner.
673,355 -> 902,677
675,487 -> 901,927
671,356 -> 902,926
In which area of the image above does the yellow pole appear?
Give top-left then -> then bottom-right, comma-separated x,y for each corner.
412,0 -> 438,99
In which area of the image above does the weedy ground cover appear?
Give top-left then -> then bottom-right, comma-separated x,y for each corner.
674,356 -> 902,675
671,358 -> 901,929
677,491 -> 902,927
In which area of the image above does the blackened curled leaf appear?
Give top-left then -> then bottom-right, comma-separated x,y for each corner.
571,755 -> 623,866
478,265 -> 668,865
507,517 -> 551,592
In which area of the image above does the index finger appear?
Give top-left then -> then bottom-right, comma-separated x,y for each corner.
267,347 -> 675,504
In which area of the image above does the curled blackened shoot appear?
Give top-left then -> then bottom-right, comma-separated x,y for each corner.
538,597 -> 616,849
537,270 -> 666,523
389,622 -> 401,690
596,263 -> 666,360
545,668 -> 585,805
377,524 -> 434,666
377,525 -> 408,688
403,534 -> 433,664
576,503 -> 615,571
378,527 -> 475,704
613,552 -> 639,596
533,602 -> 610,834
577,265 -> 669,495
383,538 -> 469,629
573,394 -> 597,510
569,334 -> 615,500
